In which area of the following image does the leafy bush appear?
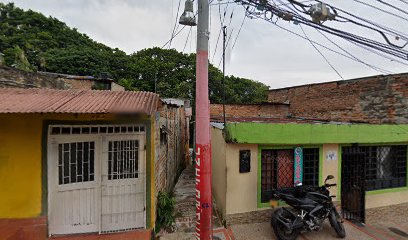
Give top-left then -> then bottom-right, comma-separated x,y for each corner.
156,191 -> 176,233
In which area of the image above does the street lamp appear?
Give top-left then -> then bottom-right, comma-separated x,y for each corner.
180,0 -> 213,239
179,0 -> 197,26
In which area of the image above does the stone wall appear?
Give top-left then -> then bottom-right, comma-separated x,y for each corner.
268,73 -> 408,124
0,65 -> 124,91
225,209 -> 274,226
0,65 -> 69,89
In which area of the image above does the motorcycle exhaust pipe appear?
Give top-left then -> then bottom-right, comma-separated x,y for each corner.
273,214 -> 304,231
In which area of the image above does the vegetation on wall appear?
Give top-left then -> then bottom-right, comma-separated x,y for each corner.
0,2 -> 269,103
155,191 -> 176,233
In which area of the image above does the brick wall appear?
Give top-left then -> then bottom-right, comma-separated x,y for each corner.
268,73 -> 408,124
210,103 -> 289,121
155,103 -> 189,194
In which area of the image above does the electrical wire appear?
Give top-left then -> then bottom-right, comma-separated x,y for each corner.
162,11 -> 198,48
316,30 -> 393,74
169,0 -> 183,48
350,0 -> 408,22
372,0 -> 408,16
279,0 -> 408,49
259,15 -> 402,69
212,1 -> 231,63
231,13 -> 247,50
241,0 -> 408,60
304,0 -> 408,41
397,0 -> 408,5
183,27 -> 193,52
299,25 -> 344,80
347,40 -> 408,67
217,5 -> 237,68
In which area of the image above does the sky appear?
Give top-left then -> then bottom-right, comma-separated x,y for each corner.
2,0 -> 408,89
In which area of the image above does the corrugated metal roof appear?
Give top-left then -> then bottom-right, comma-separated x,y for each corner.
0,88 -> 160,115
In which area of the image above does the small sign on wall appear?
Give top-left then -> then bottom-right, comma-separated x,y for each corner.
326,150 -> 338,161
239,150 -> 251,173
294,147 -> 303,186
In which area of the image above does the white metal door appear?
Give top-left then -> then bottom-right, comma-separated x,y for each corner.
48,136 -> 100,235
101,135 -> 146,232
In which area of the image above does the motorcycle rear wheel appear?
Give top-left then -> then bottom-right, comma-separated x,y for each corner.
329,210 -> 346,238
271,209 -> 299,240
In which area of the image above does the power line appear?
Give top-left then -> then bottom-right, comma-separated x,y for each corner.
316,30 -> 393,74
183,27 -> 193,52
350,0 -> 408,22
162,10 -> 198,48
348,40 -> 408,67
397,0 -> 408,5
373,0 -> 408,16
231,13 -> 246,50
299,25 -> 344,80
241,0 -> 408,59
169,0 -> 183,48
162,25 -> 187,48
265,18 -> 396,70
212,2 -> 231,63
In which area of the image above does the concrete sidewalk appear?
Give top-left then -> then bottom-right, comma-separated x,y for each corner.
159,166 -> 234,240
161,167 -> 408,240
230,219 -> 408,240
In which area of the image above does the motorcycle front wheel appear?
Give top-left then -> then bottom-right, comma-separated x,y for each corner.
329,210 -> 346,238
271,208 -> 299,240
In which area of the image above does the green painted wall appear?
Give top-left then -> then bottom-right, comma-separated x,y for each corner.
225,123 -> 408,144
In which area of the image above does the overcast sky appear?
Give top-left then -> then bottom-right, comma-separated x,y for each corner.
3,0 -> 408,89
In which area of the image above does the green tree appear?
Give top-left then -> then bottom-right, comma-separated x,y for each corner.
0,3 -> 269,104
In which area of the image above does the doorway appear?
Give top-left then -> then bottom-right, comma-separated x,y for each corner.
47,125 -> 146,236
341,146 -> 366,223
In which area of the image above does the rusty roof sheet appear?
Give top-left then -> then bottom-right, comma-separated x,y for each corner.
0,88 -> 160,115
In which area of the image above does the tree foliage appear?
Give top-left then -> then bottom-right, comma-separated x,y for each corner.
0,3 -> 269,103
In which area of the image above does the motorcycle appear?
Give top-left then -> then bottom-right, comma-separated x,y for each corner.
269,175 -> 346,240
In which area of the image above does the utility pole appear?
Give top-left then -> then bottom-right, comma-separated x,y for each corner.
222,26 -> 227,125
179,0 -> 212,239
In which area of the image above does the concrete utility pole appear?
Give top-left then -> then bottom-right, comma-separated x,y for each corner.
179,0 -> 213,239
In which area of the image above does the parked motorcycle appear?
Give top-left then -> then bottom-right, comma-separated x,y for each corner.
269,175 -> 346,240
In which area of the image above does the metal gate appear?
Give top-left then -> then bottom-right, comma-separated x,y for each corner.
341,147 -> 366,223
48,125 -> 146,236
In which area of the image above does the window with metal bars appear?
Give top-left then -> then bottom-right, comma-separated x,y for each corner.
303,148 -> 320,187
58,142 -> 95,184
108,140 -> 139,180
362,145 -> 407,190
260,148 -> 320,202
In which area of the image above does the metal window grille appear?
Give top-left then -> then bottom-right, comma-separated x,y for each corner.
51,125 -> 145,135
261,149 -> 294,202
303,148 -> 320,187
362,145 -> 407,190
108,140 -> 139,180
58,141 -> 95,184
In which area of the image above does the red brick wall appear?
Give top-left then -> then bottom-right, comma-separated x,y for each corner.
268,73 -> 408,123
210,104 -> 289,120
